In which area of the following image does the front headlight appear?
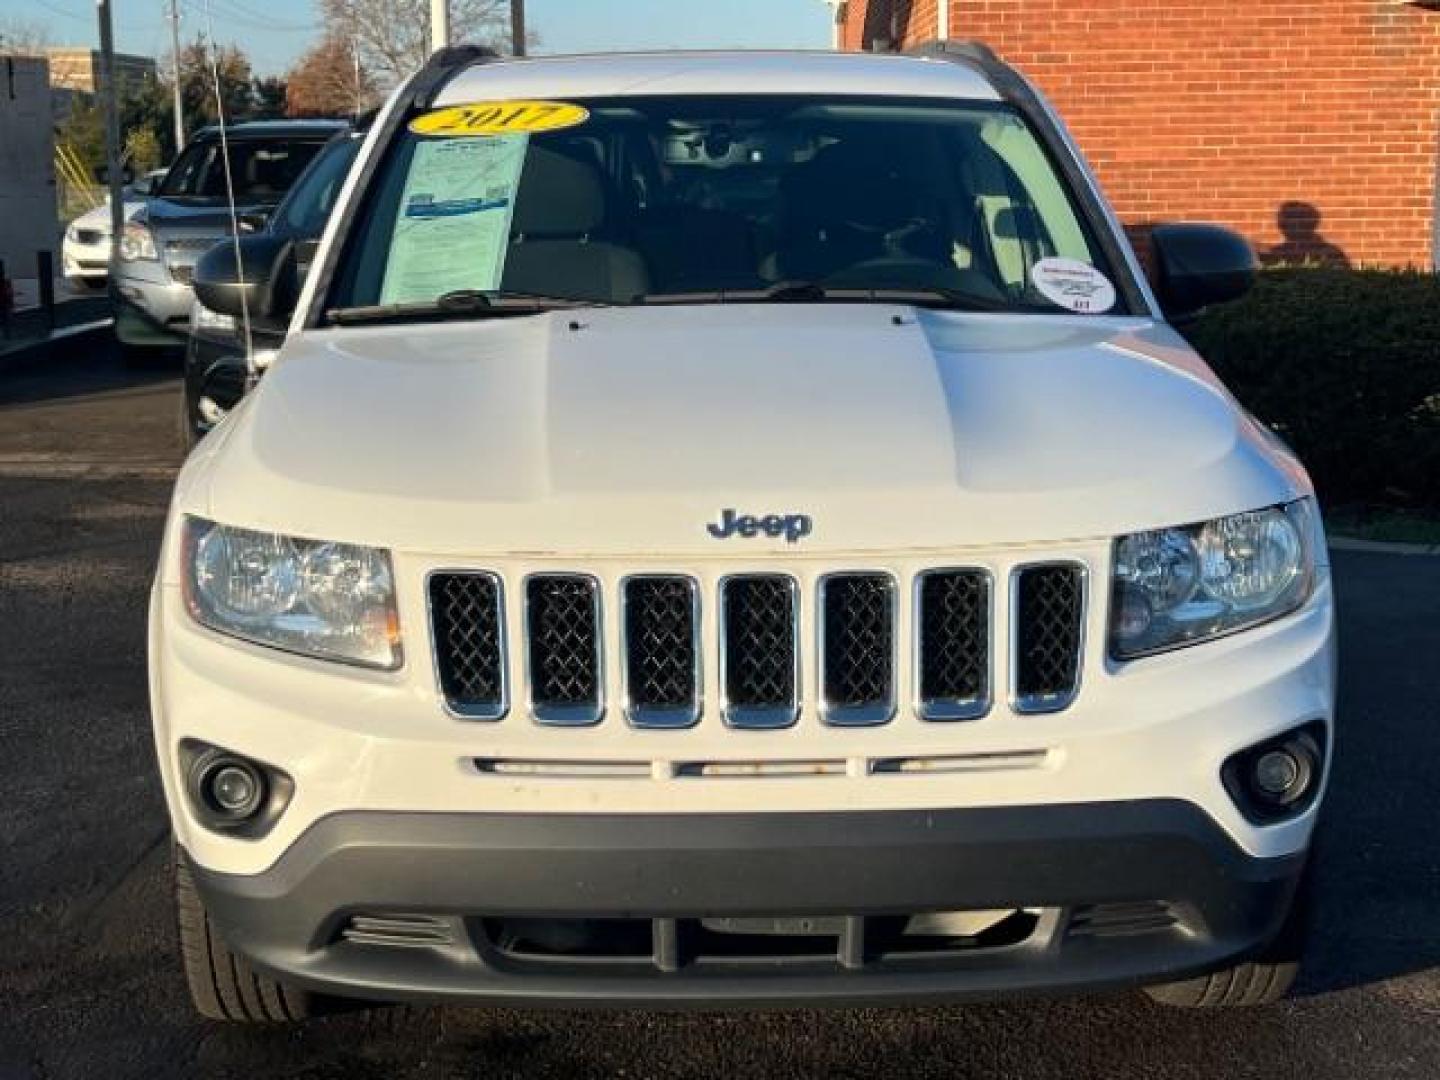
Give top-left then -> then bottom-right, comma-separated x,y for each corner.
182,517 -> 402,669
118,222 -> 157,261
190,302 -> 237,334
1110,500 -> 1318,660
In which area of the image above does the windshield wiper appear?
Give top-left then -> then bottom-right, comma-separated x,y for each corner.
326,290 -> 604,326
638,280 -> 1011,312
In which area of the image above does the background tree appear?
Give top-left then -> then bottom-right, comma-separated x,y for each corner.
285,34 -> 377,117
251,75 -> 289,119
57,97 -> 106,178
0,17 -> 50,55
124,128 -> 164,174
317,0 -> 512,89
171,38 -> 256,129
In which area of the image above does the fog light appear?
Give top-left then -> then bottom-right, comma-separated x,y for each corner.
1223,723 -> 1325,824
180,740 -> 293,838
197,396 -> 228,425
1253,750 -> 1301,800
202,758 -> 265,819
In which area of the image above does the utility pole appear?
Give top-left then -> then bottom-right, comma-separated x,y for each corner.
350,0 -> 362,117
168,0 -> 185,152
96,0 -> 124,252
511,0 -> 526,57
430,0 -> 450,52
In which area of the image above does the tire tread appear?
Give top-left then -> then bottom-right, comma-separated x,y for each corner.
174,850 -> 313,1023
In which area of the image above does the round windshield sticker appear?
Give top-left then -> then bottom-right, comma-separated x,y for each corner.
1030,257 -> 1117,315
409,101 -> 589,138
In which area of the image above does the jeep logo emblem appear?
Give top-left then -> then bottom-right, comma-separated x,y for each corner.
706,508 -> 813,545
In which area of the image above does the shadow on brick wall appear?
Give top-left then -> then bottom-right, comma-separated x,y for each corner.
1263,201 -> 1352,268
1123,204 -> 1352,278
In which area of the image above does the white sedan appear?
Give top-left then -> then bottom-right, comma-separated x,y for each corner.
61,169 -> 166,288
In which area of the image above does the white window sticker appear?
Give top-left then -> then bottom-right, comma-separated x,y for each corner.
1030,257 -> 1117,315
379,133 -> 529,305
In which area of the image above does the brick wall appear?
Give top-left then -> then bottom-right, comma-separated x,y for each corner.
843,1 -> 1440,268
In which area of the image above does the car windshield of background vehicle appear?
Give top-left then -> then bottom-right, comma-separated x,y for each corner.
158,138 -> 327,204
327,95 -> 1130,319
273,137 -> 363,238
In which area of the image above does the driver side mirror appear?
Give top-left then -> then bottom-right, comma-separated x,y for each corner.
1150,223 -> 1258,323
192,236 -> 300,332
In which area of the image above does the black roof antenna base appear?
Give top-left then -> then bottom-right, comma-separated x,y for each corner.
905,40 -> 1001,66
408,45 -> 502,110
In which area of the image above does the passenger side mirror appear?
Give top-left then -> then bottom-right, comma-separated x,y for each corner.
192,236 -> 300,331
1150,224 -> 1257,323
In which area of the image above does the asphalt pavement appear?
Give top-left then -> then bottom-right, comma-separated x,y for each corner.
2,344 -> 1438,1079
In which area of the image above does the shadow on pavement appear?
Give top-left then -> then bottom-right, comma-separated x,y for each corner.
1295,550 -> 1440,996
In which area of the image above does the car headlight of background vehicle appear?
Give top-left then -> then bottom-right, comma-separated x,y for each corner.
1110,500 -> 1319,660
189,302 -> 237,334
118,222 -> 157,261
182,517 -> 401,669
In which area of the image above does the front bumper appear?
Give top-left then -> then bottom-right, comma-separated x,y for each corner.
188,801 -> 1305,1008
112,267 -> 193,346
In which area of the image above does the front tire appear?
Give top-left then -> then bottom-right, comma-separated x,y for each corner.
174,850 -> 315,1023
1145,849 -> 1314,1008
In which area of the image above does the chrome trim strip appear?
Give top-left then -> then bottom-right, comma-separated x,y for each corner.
718,573 -> 801,730
1009,561 -> 1087,715
619,573 -> 703,730
425,569 -> 509,722
817,571 -> 898,728
912,567 -> 994,722
522,572 -> 605,727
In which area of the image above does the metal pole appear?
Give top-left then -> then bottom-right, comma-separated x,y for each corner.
511,0 -> 526,57
430,0 -> 450,52
168,0 -> 185,152
37,251 -> 55,331
97,0 -> 125,258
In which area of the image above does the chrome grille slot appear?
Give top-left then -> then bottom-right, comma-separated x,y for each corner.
342,914 -> 456,949
1013,564 -> 1085,713
819,573 -> 896,726
525,574 -> 603,725
915,569 -> 990,721
429,571 -> 507,719
622,576 -> 701,728
719,575 -> 799,729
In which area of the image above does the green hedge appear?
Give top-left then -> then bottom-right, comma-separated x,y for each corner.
1183,268 -> 1440,510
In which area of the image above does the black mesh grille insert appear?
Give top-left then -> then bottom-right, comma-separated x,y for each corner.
722,576 -> 796,711
821,574 -> 895,714
918,570 -> 989,715
429,573 -> 505,716
526,576 -> 601,710
624,577 -> 698,711
1014,565 -> 1084,709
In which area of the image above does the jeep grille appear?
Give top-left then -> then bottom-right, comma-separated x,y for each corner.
428,562 -> 1086,728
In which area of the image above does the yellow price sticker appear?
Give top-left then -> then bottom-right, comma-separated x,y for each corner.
409,100 -> 590,138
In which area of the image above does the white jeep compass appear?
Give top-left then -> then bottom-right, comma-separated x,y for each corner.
152,44 -> 1335,1022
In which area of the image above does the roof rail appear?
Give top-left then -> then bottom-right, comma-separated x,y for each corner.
905,40 -> 1000,67
407,45 -> 502,110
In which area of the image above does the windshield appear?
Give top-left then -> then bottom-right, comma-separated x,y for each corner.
159,137 -> 328,203
329,95 -> 1129,317
271,137 -> 361,239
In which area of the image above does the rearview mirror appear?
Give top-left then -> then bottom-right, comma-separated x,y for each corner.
192,236 -> 299,330
1150,223 -> 1257,322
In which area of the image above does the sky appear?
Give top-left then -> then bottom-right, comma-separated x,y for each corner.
3,0 -> 834,77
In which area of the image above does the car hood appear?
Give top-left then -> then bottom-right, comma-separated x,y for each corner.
139,197 -> 270,232
199,305 -> 1309,556
70,199 -> 147,232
